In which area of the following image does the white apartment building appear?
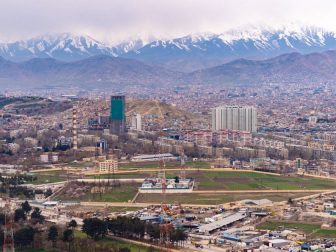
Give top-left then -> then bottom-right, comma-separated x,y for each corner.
131,113 -> 142,131
212,106 -> 257,133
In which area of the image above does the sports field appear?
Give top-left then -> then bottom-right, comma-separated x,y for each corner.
95,170 -> 336,191
43,169 -> 336,205
179,171 -> 336,190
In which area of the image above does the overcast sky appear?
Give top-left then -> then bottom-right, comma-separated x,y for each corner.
1,0 -> 336,44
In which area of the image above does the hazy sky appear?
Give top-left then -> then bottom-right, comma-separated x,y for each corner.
1,0 -> 336,44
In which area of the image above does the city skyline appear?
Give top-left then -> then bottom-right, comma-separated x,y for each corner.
2,1 -> 336,251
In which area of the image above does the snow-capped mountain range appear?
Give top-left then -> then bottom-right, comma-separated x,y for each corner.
2,26 -> 336,71
0,33 -> 145,61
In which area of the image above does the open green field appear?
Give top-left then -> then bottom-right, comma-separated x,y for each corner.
56,180 -> 314,204
257,221 -> 336,238
90,170 -> 336,190
28,171 -> 68,185
170,171 -> 336,190
74,231 -> 158,252
38,169 -> 336,205
56,183 -> 140,202
137,192 -> 312,205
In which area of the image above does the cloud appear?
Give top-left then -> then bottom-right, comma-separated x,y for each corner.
1,0 -> 336,44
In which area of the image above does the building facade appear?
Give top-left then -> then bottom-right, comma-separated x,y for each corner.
131,113 -> 142,131
98,159 -> 118,173
110,96 -> 126,134
212,106 -> 257,133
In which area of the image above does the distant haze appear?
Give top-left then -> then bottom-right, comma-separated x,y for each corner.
1,0 -> 336,44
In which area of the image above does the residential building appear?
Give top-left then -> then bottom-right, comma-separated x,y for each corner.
211,106 -> 257,132
131,113 -> 142,131
98,159 -> 118,173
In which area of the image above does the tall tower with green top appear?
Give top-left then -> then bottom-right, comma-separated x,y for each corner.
110,95 -> 126,134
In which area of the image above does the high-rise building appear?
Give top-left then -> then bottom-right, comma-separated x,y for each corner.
110,95 -> 126,134
211,106 -> 257,133
131,113 -> 142,131
72,106 -> 78,150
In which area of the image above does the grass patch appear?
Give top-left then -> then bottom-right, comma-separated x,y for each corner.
57,183 -> 140,202
175,171 -> 336,190
74,231 -> 158,251
257,221 -> 336,238
313,229 -> 336,238
257,221 -> 320,233
28,171 -> 67,185
89,170 -> 336,191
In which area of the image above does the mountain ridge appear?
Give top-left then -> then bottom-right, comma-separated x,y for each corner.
2,26 -> 336,71
2,43 -> 336,89
0,54 -> 181,89
184,50 -> 336,85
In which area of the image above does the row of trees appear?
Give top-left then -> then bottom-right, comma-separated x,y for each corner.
82,216 -> 187,247
0,201 -> 44,225
0,203 -> 78,252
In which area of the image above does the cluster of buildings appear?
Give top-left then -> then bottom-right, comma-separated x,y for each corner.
139,177 -> 194,193
183,129 -> 252,146
88,95 -> 142,133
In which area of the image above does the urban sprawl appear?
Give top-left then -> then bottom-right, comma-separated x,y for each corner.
1,83 -> 336,251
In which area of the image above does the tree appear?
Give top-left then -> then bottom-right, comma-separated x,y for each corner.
31,207 -> 44,224
146,223 -> 160,241
62,229 -> 73,252
119,248 -> 131,252
0,213 -> 5,225
82,218 -> 107,240
174,176 -> 180,184
21,200 -> 32,214
173,228 -> 187,247
47,225 -> 58,248
68,219 -> 77,230
44,188 -> 53,198
14,208 -> 26,222
14,226 -> 35,249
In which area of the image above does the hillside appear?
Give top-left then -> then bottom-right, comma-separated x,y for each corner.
183,50 -> 336,86
3,49 -> 336,89
0,55 -> 180,89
